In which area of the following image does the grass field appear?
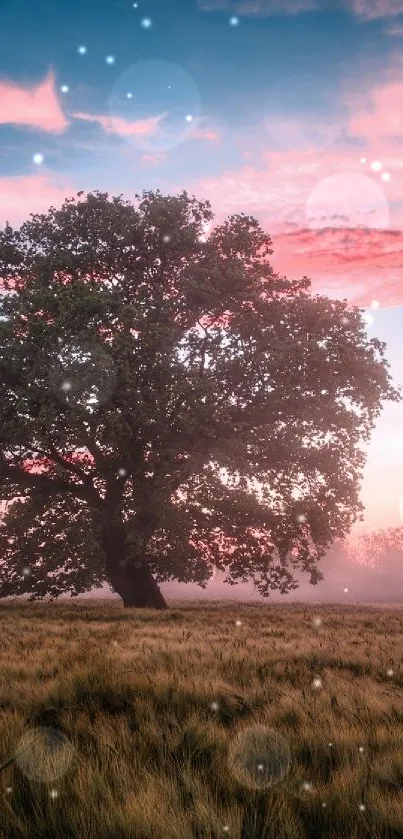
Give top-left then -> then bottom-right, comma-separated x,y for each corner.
0,599 -> 402,838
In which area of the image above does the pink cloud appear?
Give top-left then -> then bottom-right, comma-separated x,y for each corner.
347,80 -> 403,137
140,153 -> 167,167
385,19 -> 403,32
268,226 -> 403,308
347,0 -> 403,20
0,69 -> 68,133
70,110 -> 219,147
199,0 -> 403,21
70,111 -> 166,138
0,174 -> 76,229
190,127 -> 220,142
198,0 -> 319,15
183,132 -> 403,307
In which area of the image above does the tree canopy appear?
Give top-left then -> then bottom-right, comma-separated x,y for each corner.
0,189 -> 401,607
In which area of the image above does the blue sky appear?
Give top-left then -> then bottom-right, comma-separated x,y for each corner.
0,0 -> 401,184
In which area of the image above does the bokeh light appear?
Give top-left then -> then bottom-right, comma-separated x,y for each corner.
15,727 -> 75,783
108,60 -> 201,153
49,338 -> 117,408
227,725 -> 291,790
306,172 -> 389,230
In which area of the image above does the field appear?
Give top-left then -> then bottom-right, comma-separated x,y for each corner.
0,599 -> 402,839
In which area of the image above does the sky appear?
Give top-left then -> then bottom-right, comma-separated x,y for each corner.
1,0 -> 403,599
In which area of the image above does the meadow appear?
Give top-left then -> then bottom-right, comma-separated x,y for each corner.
0,599 -> 402,838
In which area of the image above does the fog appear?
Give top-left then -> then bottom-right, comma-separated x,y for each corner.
81,538 -> 403,605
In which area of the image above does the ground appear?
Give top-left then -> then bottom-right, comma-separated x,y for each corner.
0,599 -> 402,838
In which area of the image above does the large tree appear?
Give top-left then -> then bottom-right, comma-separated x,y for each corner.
0,190 -> 400,608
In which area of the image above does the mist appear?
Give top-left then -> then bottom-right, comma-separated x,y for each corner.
75,537 -> 403,605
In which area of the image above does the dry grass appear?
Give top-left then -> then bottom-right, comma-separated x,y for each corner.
0,599 -> 402,838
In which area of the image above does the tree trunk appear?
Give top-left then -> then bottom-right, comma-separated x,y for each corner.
114,562 -> 168,609
100,521 -> 168,609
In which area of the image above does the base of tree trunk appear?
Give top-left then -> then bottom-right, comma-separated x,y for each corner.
122,583 -> 168,609
122,595 -> 167,609
102,525 -> 168,609
109,561 -> 168,609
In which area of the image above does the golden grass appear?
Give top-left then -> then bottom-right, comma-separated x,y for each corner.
0,599 -> 402,838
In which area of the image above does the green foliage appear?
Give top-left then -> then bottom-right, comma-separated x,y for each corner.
0,495 -> 104,599
0,189 -> 401,599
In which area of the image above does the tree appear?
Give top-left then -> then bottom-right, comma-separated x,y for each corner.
0,189 -> 401,608
349,526 -> 403,592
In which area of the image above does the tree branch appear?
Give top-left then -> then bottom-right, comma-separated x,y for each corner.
33,444 -> 94,486
0,454 -> 103,509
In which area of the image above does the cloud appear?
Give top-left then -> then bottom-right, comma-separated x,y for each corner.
198,0 -> 319,15
190,126 -> 221,142
347,0 -> 403,19
346,80 -> 403,138
199,0 -> 403,19
384,18 -> 403,31
69,111 -> 166,138
0,69 -> 68,133
0,174 -> 76,229
70,110 -> 220,146
180,124 -> 403,308
268,226 -> 403,308
140,153 -> 167,167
